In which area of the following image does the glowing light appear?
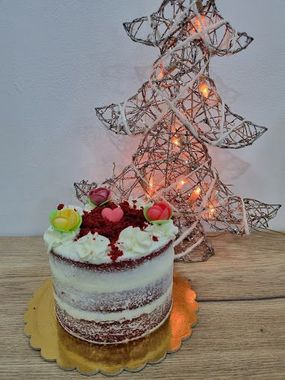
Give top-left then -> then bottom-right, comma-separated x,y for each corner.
177,178 -> 187,190
171,136 -> 180,146
156,64 -> 165,81
193,15 -> 206,33
199,81 -> 210,99
189,186 -> 201,204
208,204 -> 215,219
148,176 -> 155,196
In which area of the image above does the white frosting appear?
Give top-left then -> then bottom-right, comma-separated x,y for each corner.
145,220 -> 179,241
116,220 -> 178,260
53,232 -> 112,264
44,228 -> 78,252
117,226 -> 153,258
75,233 -> 110,260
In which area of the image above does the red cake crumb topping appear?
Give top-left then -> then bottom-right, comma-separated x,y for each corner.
78,201 -> 148,262
108,242 -> 124,262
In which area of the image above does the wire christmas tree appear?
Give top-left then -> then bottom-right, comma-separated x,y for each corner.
75,0 -> 280,262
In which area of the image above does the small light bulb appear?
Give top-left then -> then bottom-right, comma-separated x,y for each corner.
208,205 -> 215,218
157,69 -> 164,81
177,179 -> 187,190
189,186 -> 201,204
194,187 -> 201,195
156,63 -> 165,81
147,176 -> 155,197
193,16 -> 206,33
171,136 -> 180,146
199,81 -> 210,99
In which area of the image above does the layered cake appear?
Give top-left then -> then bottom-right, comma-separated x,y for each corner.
44,187 -> 178,344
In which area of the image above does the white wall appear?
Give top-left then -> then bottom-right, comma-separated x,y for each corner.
0,0 -> 284,235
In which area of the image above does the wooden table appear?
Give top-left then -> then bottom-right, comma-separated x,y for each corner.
1,232 -> 285,379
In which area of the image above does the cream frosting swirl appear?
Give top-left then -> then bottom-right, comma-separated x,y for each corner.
116,220 -> 178,260
145,220 -> 179,241
44,228 -> 78,252
46,232 -> 112,264
117,226 -> 153,258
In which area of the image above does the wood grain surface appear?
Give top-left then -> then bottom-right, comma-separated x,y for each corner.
0,232 -> 285,379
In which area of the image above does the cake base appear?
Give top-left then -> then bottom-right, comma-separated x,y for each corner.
24,274 -> 198,376
56,300 -> 173,345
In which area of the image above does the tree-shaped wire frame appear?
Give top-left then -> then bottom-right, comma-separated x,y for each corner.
75,0 -> 281,262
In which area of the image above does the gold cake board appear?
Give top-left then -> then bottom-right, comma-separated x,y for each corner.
24,274 -> 198,376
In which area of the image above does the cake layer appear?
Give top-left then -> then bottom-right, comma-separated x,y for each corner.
53,272 -> 172,312
54,284 -> 172,321
49,244 -> 174,295
56,294 -> 172,344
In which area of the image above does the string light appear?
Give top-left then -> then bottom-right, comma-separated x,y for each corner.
148,175 -> 155,196
193,15 -> 206,33
171,136 -> 181,146
177,178 -> 187,190
156,63 -> 165,81
189,186 -> 201,204
198,81 -> 210,99
156,63 -> 177,81
208,204 -> 215,219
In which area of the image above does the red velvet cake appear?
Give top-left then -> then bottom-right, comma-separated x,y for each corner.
44,190 -> 178,344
